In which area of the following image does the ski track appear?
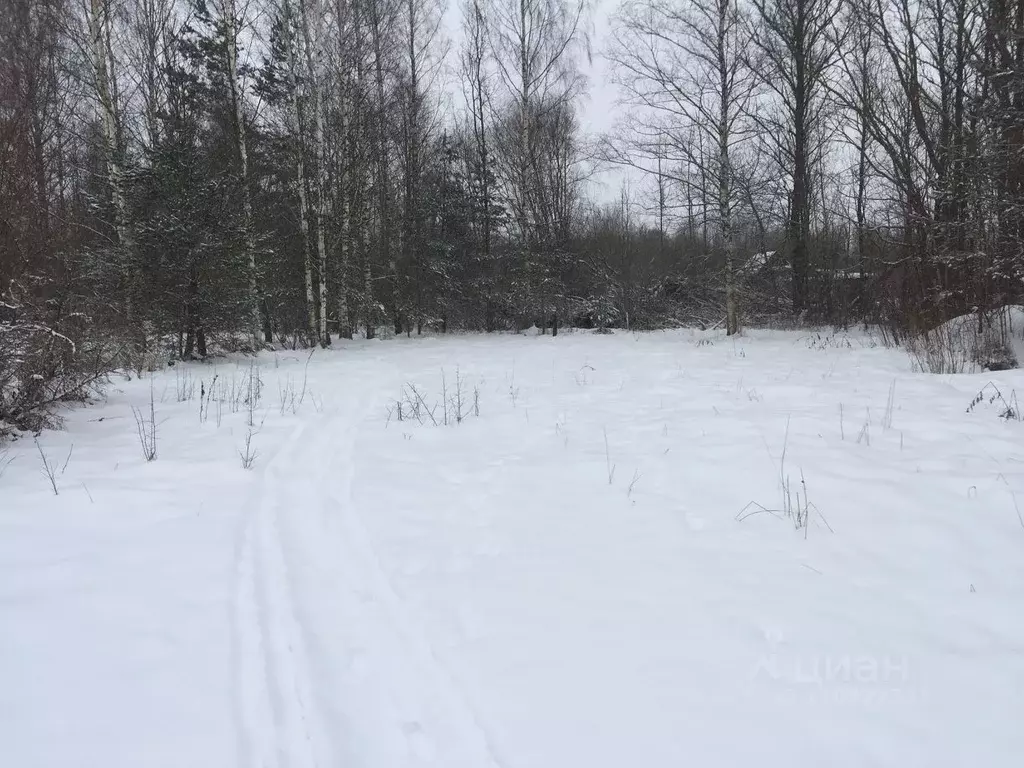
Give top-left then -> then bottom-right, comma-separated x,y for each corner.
9,334 -> 1024,768
232,385 -> 502,768
233,419 -> 315,768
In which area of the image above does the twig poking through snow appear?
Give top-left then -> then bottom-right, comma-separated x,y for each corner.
744,419 -> 831,536
299,347 -> 315,405
35,439 -> 59,495
856,409 -> 871,446
998,475 -> 1024,531
628,470 -> 642,498
131,381 -> 157,462
883,379 -> 897,430
60,444 -> 73,475
604,428 -> 616,485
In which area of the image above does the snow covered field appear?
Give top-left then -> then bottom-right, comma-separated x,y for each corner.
2,328 -> 1023,768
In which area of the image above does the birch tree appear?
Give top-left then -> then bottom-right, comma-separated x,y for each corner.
88,0 -> 138,337
461,0 -> 499,329
281,0 -> 319,341
297,0 -> 331,346
211,0 -> 266,346
610,0 -> 758,334
332,0 -> 354,338
490,0 -> 588,332
123,0 -> 175,152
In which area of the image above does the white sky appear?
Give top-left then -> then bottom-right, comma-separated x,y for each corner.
438,0 -> 633,205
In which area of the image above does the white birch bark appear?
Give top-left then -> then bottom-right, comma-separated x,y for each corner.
89,0 -> 136,330
334,0 -> 351,339
217,0 -> 263,347
717,0 -> 738,336
283,0 -> 318,341
297,0 -> 330,346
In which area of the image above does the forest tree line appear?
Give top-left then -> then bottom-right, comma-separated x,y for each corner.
2,0 -> 1023,428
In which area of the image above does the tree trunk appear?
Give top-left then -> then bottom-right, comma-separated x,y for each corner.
283,0 -> 318,343
219,0 -> 263,349
718,0 -> 738,336
335,0 -> 352,339
298,0 -> 331,347
89,0 -> 136,337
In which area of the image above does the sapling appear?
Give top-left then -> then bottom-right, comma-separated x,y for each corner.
239,410 -> 267,469
239,428 -> 258,469
453,368 -> 466,424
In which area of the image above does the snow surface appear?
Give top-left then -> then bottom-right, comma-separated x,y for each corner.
921,305 -> 1024,372
2,328 -> 1024,768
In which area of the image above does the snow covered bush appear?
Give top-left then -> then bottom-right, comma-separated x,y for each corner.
906,306 -> 1024,374
0,292 -> 114,437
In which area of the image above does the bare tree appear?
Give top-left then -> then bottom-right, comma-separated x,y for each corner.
490,0 -> 588,332
211,0 -> 266,347
332,0 -> 354,338
609,0 -> 759,334
363,0 -> 401,338
280,0 -> 319,341
750,0 -> 844,316
852,0 -> 985,324
88,0 -> 137,338
832,0 -> 879,308
397,0 -> 446,331
123,0 -> 175,152
297,0 -> 331,346
461,0 -> 498,329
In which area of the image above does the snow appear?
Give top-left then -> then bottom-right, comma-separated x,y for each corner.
919,305 -> 1024,372
2,328 -> 1024,767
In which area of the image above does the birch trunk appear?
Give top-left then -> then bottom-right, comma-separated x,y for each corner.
89,0 -> 136,333
518,0 -> 532,248
283,0 -> 318,342
367,0 -> 393,340
334,0 -> 351,339
464,0 -> 494,329
298,0 -> 330,346
717,0 -> 738,336
350,0 -> 373,339
403,0 -> 422,329
336,88 -> 352,340
218,0 -> 264,347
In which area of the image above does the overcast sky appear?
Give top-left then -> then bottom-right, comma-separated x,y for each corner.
438,0 -> 632,206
